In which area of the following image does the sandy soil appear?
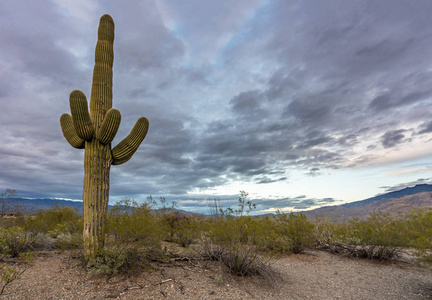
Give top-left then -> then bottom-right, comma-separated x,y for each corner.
1,248 -> 431,300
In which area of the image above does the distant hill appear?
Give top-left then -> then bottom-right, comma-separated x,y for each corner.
12,198 -> 84,214
303,184 -> 432,223
10,198 -> 197,216
9,184 -> 432,221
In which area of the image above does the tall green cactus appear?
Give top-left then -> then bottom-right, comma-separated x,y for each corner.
60,14 -> 149,259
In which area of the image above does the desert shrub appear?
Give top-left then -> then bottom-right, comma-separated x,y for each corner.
201,206 -> 277,280
86,245 -> 146,277
403,208 -> 432,265
340,212 -> 408,260
106,198 -> 163,260
175,214 -> 202,247
160,211 -> 202,247
87,198 -> 165,276
206,215 -> 246,245
0,227 -> 34,257
28,205 -> 83,237
314,216 -> 347,253
271,212 -> 315,254
242,216 -> 286,254
55,232 -> 83,250
202,236 -> 275,278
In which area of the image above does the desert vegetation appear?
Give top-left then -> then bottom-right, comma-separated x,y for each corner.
0,189 -> 432,295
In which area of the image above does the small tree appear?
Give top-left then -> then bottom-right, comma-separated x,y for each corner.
235,191 -> 256,217
0,189 -> 19,216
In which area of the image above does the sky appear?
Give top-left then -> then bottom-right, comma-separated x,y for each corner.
2,0 -> 432,214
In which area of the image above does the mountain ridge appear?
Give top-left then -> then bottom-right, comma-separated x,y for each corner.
302,184 -> 432,222
342,184 -> 432,207
7,184 -> 432,221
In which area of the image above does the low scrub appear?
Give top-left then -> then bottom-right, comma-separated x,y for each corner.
106,198 -> 164,261
273,212 -> 315,254
403,209 -> 432,265
201,210 -> 278,282
86,245 -> 147,277
314,216 -> 346,253
0,227 -> 34,257
316,212 -> 409,260
161,211 -> 202,247
27,205 -> 83,237
202,237 -> 276,280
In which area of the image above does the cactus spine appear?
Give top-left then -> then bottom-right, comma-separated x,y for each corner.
60,15 -> 149,259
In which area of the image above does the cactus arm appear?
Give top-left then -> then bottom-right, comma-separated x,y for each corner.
69,90 -> 95,140
90,14 -> 114,130
112,117 -> 149,165
98,108 -> 121,144
60,114 -> 85,149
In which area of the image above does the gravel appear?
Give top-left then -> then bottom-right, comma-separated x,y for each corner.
1,249 -> 431,299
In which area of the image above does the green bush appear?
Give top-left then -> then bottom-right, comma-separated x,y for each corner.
272,212 -> 315,254
202,209 -> 276,280
55,232 -> 83,250
339,212 -> 409,260
314,216 -> 346,253
403,209 -> 432,264
107,198 -> 163,260
28,205 -> 83,237
86,198 -> 167,276
86,245 -> 146,277
0,227 -> 34,257
201,192 -> 277,280
160,211 -> 201,247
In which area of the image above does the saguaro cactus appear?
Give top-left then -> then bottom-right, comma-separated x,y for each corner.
60,14 -> 149,259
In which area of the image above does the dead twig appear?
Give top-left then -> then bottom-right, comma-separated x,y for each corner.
155,278 -> 173,285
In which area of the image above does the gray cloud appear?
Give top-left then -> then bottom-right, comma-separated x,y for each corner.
255,176 -> 287,184
418,121 -> 432,135
255,196 -> 339,213
1,0 -> 432,213
381,129 -> 408,148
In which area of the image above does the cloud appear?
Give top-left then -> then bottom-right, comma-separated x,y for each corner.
306,168 -> 321,177
255,176 -> 287,184
384,167 -> 432,176
418,121 -> 432,134
255,196 -> 339,213
2,0 -> 432,214
381,130 -> 408,148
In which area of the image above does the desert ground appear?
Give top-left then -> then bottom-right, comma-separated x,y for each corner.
1,247 -> 431,300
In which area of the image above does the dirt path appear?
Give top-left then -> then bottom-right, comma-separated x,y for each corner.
1,249 -> 431,299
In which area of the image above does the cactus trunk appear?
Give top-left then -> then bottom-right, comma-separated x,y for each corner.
60,15 -> 149,260
83,140 -> 111,258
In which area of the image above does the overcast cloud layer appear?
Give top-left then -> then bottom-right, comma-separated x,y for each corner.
1,0 -> 432,214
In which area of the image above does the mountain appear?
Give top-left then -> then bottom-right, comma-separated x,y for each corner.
12,198 -> 84,213
10,198 -> 198,216
303,184 -> 432,223
8,184 -> 432,221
